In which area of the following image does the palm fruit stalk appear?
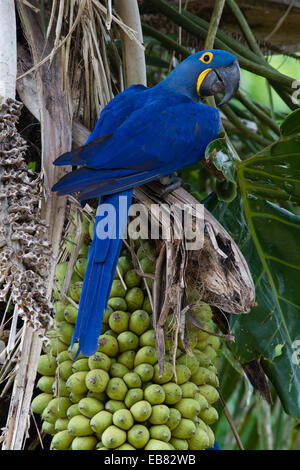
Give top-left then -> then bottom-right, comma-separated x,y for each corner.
31,215 -> 222,451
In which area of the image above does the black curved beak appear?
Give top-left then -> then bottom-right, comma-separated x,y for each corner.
199,59 -> 240,106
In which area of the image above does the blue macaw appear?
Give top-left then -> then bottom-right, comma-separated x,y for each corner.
52,49 -> 240,357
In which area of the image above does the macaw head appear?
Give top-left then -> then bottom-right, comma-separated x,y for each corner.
162,49 -> 240,105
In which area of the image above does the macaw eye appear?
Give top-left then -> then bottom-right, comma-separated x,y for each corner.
199,52 -> 213,64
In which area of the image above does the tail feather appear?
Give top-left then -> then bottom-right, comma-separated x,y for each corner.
71,189 -> 133,357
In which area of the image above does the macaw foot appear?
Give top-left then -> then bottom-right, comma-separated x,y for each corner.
160,174 -> 191,195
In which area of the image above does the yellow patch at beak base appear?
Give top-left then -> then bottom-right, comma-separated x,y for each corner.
196,68 -> 213,96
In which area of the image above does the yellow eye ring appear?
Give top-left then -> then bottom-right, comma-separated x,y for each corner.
199,52 -> 213,64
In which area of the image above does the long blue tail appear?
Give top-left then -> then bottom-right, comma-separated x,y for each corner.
71,189 -> 133,356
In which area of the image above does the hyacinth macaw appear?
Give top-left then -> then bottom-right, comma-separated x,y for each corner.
52,49 -> 240,357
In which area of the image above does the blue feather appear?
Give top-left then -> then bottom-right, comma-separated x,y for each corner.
53,50 -> 238,357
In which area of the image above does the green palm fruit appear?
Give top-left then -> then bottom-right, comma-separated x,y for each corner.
194,392 -> 209,411
124,269 -> 141,288
66,371 -> 88,395
85,369 -> 110,393
130,400 -> 152,422
38,355 -> 57,376
72,358 -> 89,373
180,382 -> 198,398
51,378 -> 69,397
207,335 -> 220,351
195,323 -> 214,341
57,360 -> 73,381
166,408 -> 182,430
68,415 -> 93,436
50,430 -> 74,450
58,350 -> 70,363
103,328 -> 116,337
124,388 -> 144,408
153,362 -> 174,384
123,372 -> 142,389
107,297 -> 127,312
134,346 -> 157,366
128,424 -> 149,449
172,418 -> 196,439
71,436 -> 97,450
139,256 -> 156,274
117,331 -> 139,352
174,364 -> 192,385
149,404 -> 170,425
74,258 -> 88,279
139,329 -> 156,347
110,280 -> 127,298
114,265 -> 124,280
125,287 -> 144,312
42,421 -> 56,435
110,362 -> 129,378
53,301 -> 67,322
102,308 -> 112,324
142,297 -> 152,314
178,330 -> 198,351
188,426 -> 210,450
69,392 -> 86,403
192,349 -> 212,368
97,334 -> 119,357
137,242 -> 156,261
174,398 -> 200,419
68,344 -> 84,361
170,437 -> 189,450
64,305 -> 78,324
206,425 -> 215,448
203,345 -> 217,361
177,354 -> 199,375
192,302 -> 212,322
116,443 -> 136,450
90,410 -> 113,435
101,425 -> 126,449
88,219 -> 95,240
198,384 -> 219,404
78,397 -> 104,418
68,282 -> 83,303
44,336 -> 69,356
37,376 -> 56,394
150,425 -> 171,443
118,350 -> 136,369
134,363 -> 154,382
108,311 -> 129,334
47,397 -> 72,419
31,393 -> 53,414
144,439 -> 170,450
105,400 -> 126,413
144,384 -> 165,405
129,310 -> 150,336
67,403 -> 80,419
112,409 -> 134,430
162,383 -> 182,405
190,366 -> 209,386
196,339 -> 208,351
88,352 -> 111,372
199,406 -> 219,425
106,377 -> 128,401
42,406 -> 56,424
55,418 -> 69,432
87,391 -> 107,401
118,256 -> 133,274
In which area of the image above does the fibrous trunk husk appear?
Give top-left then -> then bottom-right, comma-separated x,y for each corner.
0,98 -> 52,331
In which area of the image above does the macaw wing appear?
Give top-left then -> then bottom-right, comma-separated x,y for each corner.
52,100 -> 220,199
